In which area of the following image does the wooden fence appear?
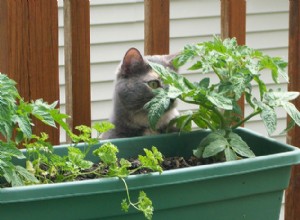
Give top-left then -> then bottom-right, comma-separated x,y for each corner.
0,0 -> 299,219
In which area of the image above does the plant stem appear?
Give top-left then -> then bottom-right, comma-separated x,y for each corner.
120,177 -> 140,212
212,66 -> 223,81
180,98 -> 226,129
231,109 -> 262,129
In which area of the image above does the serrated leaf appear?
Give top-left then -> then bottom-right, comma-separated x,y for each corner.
138,146 -> 163,173
172,44 -> 200,68
0,141 -> 25,159
138,191 -> 154,220
50,109 -> 71,135
229,132 -> 255,158
0,159 -> 23,186
31,100 -> 57,128
149,62 -> 194,91
207,92 -> 232,110
93,121 -> 115,134
282,102 -> 300,126
12,115 -> 32,138
68,147 -> 93,169
264,91 -> 299,107
260,106 -> 277,135
167,86 -> 182,99
93,142 -> 119,165
144,89 -> 170,130
121,199 -> 130,212
16,165 -> 39,184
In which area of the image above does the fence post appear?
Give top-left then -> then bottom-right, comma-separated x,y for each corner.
220,0 -> 246,120
285,1 -> 300,219
64,0 -> 91,140
0,0 -> 59,145
144,0 -> 170,55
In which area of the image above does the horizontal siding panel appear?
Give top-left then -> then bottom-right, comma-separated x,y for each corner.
247,0 -> 288,14
246,30 -> 288,49
89,3 -> 144,25
247,12 -> 288,32
91,100 -> 113,120
90,0 -> 143,6
59,62 -> 120,84
170,0 -> 220,19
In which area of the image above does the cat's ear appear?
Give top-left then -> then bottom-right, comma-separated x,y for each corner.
163,52 -> 179,63
121,48 -> 145,75
163,52 -> 180,70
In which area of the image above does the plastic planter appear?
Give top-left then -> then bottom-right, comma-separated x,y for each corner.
1,128 -> 300,220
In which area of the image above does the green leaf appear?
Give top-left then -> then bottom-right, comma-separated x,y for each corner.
264,91 -> 299,107
121,199 -> 130,213
282,102 -> 300,126
199,77 -> 210,89
172,44 -> 200,68
259,56 -> 288,83
260,106 -> 277,135
93,121 -> 115,134
12,115 -> 32,139
93,142 -> 119,166
50,109 -> 71,135
0,159 -> 23,187
149,62 -> 194,91
67,147 -> 93,170
207,92 -> 232,110
281,119 -> 296,135
138,146 -> 163,173
252,98 -> 277,135
31,99 -> 58,128
202,138 -> 228,158
0,141 -> 25,159
229,132 -> 255,158
188,61 -> 203,70
224,147 -> 238,161
253,75 -> 267,100
144,89 -> 171,130
138,191 -> 154,220
198,131 -> 226,148
169,111 -> 193,132
16,165 -> 39,184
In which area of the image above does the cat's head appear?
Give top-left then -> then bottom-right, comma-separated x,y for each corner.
115,48 -> 177,110
113,48 -> 178,129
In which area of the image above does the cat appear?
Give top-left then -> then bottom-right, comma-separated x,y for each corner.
101,48 -> 179,139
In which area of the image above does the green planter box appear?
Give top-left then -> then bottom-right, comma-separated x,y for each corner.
1,128 -> 300,220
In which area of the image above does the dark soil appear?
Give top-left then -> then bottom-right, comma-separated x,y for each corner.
0,156 -> 212,187
75,156 -> 208,181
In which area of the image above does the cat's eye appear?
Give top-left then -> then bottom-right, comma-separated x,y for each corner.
147,80 -> 160,89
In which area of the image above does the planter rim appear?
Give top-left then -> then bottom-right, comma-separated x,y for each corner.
1,127 -> 300,203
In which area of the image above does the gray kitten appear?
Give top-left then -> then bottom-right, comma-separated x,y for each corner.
102,48 -> 179,139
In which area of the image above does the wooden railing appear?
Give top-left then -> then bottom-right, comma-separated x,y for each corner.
0,0 -> 299,219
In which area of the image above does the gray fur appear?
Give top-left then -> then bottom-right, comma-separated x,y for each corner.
102,48 -> 179,139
